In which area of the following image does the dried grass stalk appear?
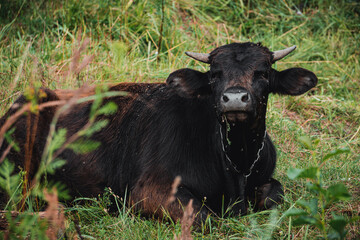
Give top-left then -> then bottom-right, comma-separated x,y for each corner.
43,189 -> 65,240
175,199 -> 195,240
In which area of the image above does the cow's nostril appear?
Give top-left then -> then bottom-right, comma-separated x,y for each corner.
241,94 -> 249,103
223,95 -> 229,102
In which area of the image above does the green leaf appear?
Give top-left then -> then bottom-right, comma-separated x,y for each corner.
300,167 -> 319,179
284,208 -> 308,217
46,158 -> 66,175
68,139 -> 101,154
51,128 -> 67,151
305,182 -> 321,192
0,159 -> 15,191
35,181 -> 71,200
292,215 -> 319,226
322,147 -> 350,163
287,168 -> 303,180
90,86 -> 107,118
287,167 -> 319,180
296,199 -> 318,215
0,159 -> 22,205
79,119 -> 109,137
4,127 -> 20,152
298,136 -> 313,150
15,213 -> 47,239
326,183 -> 351,202
97,102 -> 118,116
49,182 -> 70,200
327,232 -> 342,240
329,215 -> 348,235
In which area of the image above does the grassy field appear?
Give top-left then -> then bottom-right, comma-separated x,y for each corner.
0,0 -> 359,239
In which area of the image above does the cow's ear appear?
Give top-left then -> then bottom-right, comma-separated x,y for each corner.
166,68 -> 211,97
270,68 -> 318,96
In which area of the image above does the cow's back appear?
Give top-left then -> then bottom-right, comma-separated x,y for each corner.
0,83 -> 164,198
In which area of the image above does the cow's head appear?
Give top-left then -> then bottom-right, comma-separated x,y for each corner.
167,42 -> 317,127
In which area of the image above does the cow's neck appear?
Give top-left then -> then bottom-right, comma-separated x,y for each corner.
220,117 -> 266,177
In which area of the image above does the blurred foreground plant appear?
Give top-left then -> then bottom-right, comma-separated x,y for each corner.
285,136 -> 356,240
0,84 -> 124,238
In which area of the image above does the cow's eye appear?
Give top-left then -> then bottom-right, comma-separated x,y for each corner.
210,70 -> 222,84
211,70 -> 222,78
254,71 -> 269,79
262,71 -> 269,79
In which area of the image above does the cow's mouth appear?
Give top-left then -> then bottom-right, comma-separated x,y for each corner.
224,111 -> 249,123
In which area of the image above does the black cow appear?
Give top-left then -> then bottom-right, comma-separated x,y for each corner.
0,42 -> 317,223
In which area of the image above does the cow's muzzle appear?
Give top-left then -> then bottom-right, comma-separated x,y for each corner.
220,88 -> 253,122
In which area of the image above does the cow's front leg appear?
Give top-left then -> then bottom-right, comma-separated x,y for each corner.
247,178 -> 284,211
131,174 -> 209,225
172,186 -> 210,225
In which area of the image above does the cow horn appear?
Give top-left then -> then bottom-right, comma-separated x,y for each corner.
272,45 -> 296,62
185,52 -> 210,63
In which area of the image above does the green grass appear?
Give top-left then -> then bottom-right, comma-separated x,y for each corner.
0,0 -> 359,239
